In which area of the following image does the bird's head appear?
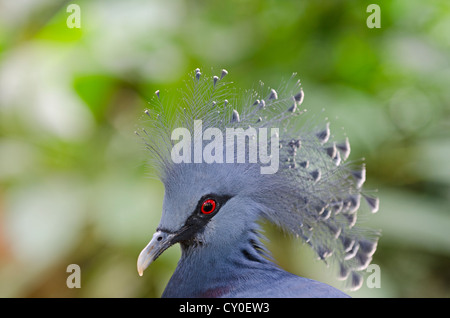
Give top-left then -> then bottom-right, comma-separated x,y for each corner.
136,68 -> 380,290
136,160 -> 272,276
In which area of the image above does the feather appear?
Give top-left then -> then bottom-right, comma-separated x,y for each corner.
138,68 -> 380,291
316,122 -> 330,144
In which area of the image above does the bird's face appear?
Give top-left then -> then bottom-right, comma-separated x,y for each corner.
137,163 -> 259,276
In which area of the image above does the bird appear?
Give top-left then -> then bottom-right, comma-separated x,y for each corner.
135,68 -> 380,298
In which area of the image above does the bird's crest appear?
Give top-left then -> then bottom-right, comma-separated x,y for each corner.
137,68 -> 380,291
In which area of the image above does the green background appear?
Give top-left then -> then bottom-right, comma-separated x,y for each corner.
0,0 -> 449,297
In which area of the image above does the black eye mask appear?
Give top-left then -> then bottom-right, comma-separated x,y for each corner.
157,194 -> 232,245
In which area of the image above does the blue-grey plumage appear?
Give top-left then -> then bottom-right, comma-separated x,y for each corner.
139,163 -> 347,297
161,224 -> 349,297
136,68 -> 380,297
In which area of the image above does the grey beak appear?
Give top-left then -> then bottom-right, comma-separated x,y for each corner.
137,230 -> 175,276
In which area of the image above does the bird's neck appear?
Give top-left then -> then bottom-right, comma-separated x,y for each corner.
162,228 -> 278,297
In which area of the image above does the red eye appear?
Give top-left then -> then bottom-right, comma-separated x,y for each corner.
201,199 -> 216,215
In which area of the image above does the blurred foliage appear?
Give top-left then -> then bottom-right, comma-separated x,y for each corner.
0,0 -> 449,298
